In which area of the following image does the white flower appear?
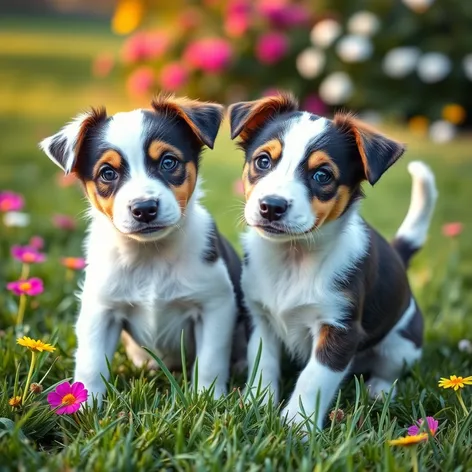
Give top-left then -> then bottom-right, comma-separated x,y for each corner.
296,48 -> 325,79
310,19 -> 342,49
319,72 -> 353,105
336,35 -> 373,63
429,120 -> 456,143
402,0 -> 435,12
382,47 -> 420,78
347,11 -> 380,37
458,339 -> 472,354
417,52 -> 451,83
3,211 -> 30,227
462,54 -> 472,81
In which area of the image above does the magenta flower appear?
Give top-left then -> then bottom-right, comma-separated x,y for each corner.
29,236 -> 45,250
0,191 -> 24,212
61,257 -> 87,271
408,416 -> 439,436
11,245 -> 46,264
302,94 -> 328,116
121,31 -> 169,64
225,0 -> 250,38
255,32 -> 289,65
159,62 -> 188,91
7,277 -> 44,296
127,67 -> 155,97
184,38 -> 233,73
52,214 -> 76,231
258,1 -> 311,28
47,381 -> 88,415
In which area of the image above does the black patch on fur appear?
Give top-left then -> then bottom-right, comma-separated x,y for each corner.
202,222 -> 219,263
243,251 -> 249,266
391,237 -> 420,267
49,136 -> 68,168
399,305 -> 423,348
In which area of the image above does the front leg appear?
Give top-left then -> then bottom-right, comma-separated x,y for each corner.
193,295 -> 237,398
74,294 -> 122,405
282,324 -> 359,430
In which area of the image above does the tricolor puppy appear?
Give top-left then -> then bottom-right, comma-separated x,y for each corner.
40,95 -> 247,402
228,93 -> 437,430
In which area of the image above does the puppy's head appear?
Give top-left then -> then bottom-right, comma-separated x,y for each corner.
40,95 -> 223,242
229,93 -> 405,242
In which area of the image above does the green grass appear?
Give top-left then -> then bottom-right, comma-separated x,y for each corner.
1,17 -> 472,471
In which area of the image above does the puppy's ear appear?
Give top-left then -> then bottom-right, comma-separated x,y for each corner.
333,112 -> 405,185
151,94 -> 224,149
39,107 -> 107,174
228,92 -> 298,144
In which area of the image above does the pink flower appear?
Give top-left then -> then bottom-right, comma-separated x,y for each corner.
302,94 -> 328,116
159,62 -> 188,91
258,1 -> 311,28
52,214 -> 76,231
408,416 -> 439,436
127,67 -> 154,97
11,245 -> 46,264
442,222 -> 463,238
29,236 -> 45,250
0,191 -> 24,212
61,257 -> 87,271
184,38 -> 233,73
56,171 -> 78,188
92,53 -> 114,78
7,278 -> 44,296
225,0 -> 251,38
47,381 -> 88,415
121,31 -> 169,64
255,32 -> 289,65
233,179 -> 245,196
178,8 -> 202,30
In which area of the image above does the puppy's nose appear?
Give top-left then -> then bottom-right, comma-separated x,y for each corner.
130,200 -> 158,223
259,195 -> 288,222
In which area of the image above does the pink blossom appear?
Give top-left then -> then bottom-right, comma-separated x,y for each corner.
127,67 -> 155,97
225,0 -> 251,38
255,32 -> 289,65
258,0 -> 311,27
442,222 -> 463,238
159,62 -> 188,91
61,257 -> 87,271
0,191 -> 24,212
233,179 -> 245,196
302,94 -> 328,116
47,381 -> 88,415
408,417 -> 439,436
11,245 -> 46,264
7,278 -> 44,296
29,236 -> 45,250
121,31 -> 169,64
56,171 -> 78,188
92,53 -> 114,78
184,38 -> 233,73
52,214 -> 76,231
178,8 -> 202,30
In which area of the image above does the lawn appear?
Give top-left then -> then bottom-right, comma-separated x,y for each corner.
1,17 -> 472,471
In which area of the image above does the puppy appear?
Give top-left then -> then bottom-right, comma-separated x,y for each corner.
228,93 -> 437,429
40,95 -> 247,402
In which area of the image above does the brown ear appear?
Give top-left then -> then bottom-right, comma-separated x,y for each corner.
151,94 -> 224,149
228,92 -> 299,143
333,112 -> 405,185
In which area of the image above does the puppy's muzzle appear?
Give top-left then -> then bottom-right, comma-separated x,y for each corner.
259,195 -> 288,222
130,199 -> 159,223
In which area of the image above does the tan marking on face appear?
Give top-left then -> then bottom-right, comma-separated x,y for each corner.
252,139 -> 283,162
85,181 -> 115,220
307,151 -> 340,179
148,140 -> 183,161
242,162 -> 255,200
92,150 -> 122,178
311,184 -> 352,228
170,161 -> 197,212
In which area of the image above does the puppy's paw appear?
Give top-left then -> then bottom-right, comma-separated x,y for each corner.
367,377 -> 397,400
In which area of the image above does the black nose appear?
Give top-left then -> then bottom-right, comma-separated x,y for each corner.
131,200 -> 158,223
259,195 -> 288,222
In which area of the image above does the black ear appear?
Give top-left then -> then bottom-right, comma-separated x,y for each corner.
228,92 -> 299,143
39,107 -> 107,174
333,112 -> 405,185
151,94 -> 224,149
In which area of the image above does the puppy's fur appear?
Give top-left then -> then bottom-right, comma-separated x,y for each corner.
40,95 -> 247,402
229,93 -> 437,429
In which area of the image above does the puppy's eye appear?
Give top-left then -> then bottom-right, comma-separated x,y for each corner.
313,168 -> 333,185
254,153 -> 272,171
160,154 -> 179,172
99,165 -> 118,182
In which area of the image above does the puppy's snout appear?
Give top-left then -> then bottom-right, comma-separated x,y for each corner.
130,199 -> 159,223
259,195 -> 288,222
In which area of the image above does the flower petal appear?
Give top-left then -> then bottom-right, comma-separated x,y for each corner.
55,381 -> 72,396
71,382 -> 85,396
74,390 -> 88,403
47,392 -> 62,407
407,425 -> 419,436
64,403 -> 81,414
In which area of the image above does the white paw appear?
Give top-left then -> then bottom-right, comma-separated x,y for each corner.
367,377 -> 397,399
281,402 -> 304,426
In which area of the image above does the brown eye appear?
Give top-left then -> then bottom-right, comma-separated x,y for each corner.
99,165 -> 118,182
254,152 -> 272,171
313,167 -> 333,185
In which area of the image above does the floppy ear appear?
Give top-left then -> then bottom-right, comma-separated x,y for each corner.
228,92 -> 299,144
39,107 -> 107,174
151,94 -> 224,149
333,112 -> 405,185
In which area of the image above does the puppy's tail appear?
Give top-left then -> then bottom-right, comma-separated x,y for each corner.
392,161 -> 438,266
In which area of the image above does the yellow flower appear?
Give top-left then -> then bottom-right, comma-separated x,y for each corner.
442,104 -> 466,125
388,434 -> 428,446
17,336 -> 56,353
112,0 -> 143,35
9,396 -> 22,408
438,375 -> 472,391
408,116 -> 429,136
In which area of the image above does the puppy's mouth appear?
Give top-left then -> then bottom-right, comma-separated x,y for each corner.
134,226 -> 167,234
254,224 -> 287,235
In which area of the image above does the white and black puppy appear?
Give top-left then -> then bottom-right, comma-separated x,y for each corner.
228,93 -> 437,430
40,95 -> 247,403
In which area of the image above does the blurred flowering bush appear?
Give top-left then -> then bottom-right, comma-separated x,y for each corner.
110,0 -> 472,139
